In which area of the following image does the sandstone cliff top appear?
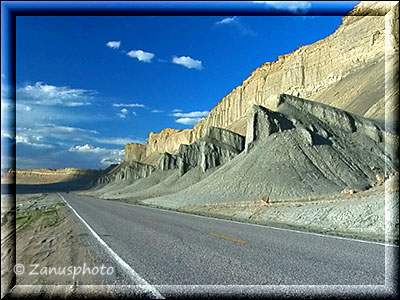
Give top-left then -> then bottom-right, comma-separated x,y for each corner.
125,142 -> 146,147
240,1 -> 398,85
149,128 -> 192,135
348,1 -> 398,16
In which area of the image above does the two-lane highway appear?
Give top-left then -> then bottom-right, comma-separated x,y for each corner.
60,192 -> 391,286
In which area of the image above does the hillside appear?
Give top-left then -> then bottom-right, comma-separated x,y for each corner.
80,2 -> 399,243
122,1 -> 398,165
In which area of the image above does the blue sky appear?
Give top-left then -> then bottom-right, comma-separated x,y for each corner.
1,1 -> 360,170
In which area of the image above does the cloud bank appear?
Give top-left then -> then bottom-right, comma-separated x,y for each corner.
17,82 -> 95,107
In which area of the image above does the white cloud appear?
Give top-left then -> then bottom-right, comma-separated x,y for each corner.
172,110 -> 209,125
214,16 -> 256,36
92,137 -> 146,145
106,41 -> 121,49
69,144 -> 104,153
175,117 -> 204,125
6,118 -> 147,169
1,131 -> 13,139
69,144 -> 124,166
172,111 -> 209,118
253,1 -> 312,13
132,111 -> 137,116
21,124 -> 98,136
172,56 -> 203,70
151,110 -> 164,113
113,103 -> 146,108
127,50 -> 155,63
17,82 -> 95,107
100,157 -> 123,165
215,16 -> 237,25
116,108 -> 129,118
15,134 -> 53,148
172,109 -> 182,113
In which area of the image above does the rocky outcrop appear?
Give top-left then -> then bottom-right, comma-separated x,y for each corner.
124,143 -> 146,162
122,2 -> 398,163
124,128 -> 194,166
178,127 -> 244,175
156,127 -> 245,175
146,94 -> 398,207
97,161 -> 155,184
146,128 -> 194,156
157,153 -> 179,171
192,2 -> 398,141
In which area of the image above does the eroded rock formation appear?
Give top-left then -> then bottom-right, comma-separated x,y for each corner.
156,127 -> 245,175
123,1 -> 398,164
124,143 -> 146,162
97,161 -> 155,184
176,127 -> 245,175
143,94 -> 398,207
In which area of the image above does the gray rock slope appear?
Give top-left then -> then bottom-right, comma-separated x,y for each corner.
158,127 -> 245,176
96,127 -> 244,186
92,94 -> 398,208
142,94 -> 398,207
97,161 -> 155,184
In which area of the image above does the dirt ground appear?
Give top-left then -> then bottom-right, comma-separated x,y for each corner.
141,174 -> 399,244
1,192 -> 120,298
14,193 -> 98,285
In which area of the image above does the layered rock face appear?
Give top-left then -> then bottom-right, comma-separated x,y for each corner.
104,127 -> 244,184
97,161 -> 155,184
124,143 -> 146,162
177,127 -> 245,175
150,94 -> 398,206
192,2 -> 398,141
123,1 -> 398,163
124,129 -> 194,166
156,127 -> 245,175
146,128 -> 194,156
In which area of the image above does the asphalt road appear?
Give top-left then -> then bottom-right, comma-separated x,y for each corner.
57,192 -> 396,288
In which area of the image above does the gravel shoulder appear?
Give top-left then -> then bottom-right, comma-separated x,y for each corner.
99,175 -> 398,245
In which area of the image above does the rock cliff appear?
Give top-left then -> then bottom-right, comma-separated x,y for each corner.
176,127 -> 245,175
124,128 -> 194,166
123,1 -> 398,163
143,94 -> 398,207
192,1 -> 398,141
97,161 -> 155,184
146,128 -> 194,157
124,143 -> 146,162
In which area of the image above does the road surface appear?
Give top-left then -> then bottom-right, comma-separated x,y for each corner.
58,192 -> 394,288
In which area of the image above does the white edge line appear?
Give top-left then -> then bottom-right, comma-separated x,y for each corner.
58,193 -> 165,299
100,197 -> 398,248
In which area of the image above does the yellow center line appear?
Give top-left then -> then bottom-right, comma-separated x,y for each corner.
209,233 -> 247,243
146,216 -> 157,221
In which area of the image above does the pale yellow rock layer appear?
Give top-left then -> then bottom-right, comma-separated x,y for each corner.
124,1 -> 398,164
